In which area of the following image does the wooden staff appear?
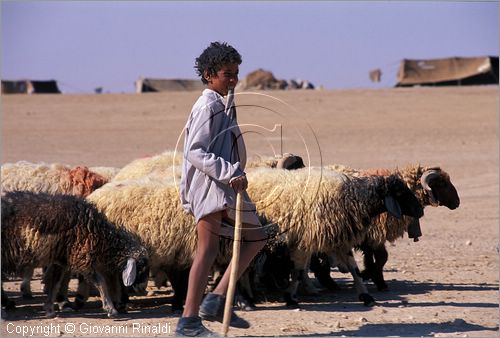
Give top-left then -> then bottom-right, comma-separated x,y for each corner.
222,191 -> 243,336
222,88 -> 241,336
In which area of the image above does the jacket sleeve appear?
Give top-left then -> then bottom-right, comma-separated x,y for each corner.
185,105 -> 244,185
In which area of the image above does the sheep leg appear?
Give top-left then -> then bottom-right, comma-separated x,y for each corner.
109,274 -> 128,314
235,269 -> 257,311
310,253 -> 340,291
92,272 -> 119,318
284,252 -> 309,308
372,245 -> 389,291
360,243 -> 376,282
299,254 -> 321,295
74,274 -> 89,310
43,264 -> 66,318
166,267 -> 190,314
2,287 -> 16,311
344,251 -> 376,307
55,270 -> 73,311
20,266 -> 34,299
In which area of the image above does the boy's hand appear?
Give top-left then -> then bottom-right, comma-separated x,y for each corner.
229,175 -> 248,192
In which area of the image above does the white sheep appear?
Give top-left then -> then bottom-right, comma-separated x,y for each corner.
109,150 -> 300,183
1,161 -> 108,197
86,177 -> 199,311
244,167 -> 424,306
86,176 -> 284,312
1,191 -> 149,318
111,150 -> 183,182
89,166 -> 121,182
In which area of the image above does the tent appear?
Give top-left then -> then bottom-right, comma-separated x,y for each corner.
135,78 -> 205,93
396,56 -> 499,87
236,68 -> 314,90
1,80 -> 61,94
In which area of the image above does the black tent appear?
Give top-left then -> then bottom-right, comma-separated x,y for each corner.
1,80 -> 61,94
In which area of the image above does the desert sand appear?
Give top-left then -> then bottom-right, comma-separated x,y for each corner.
1,86 -> 499,337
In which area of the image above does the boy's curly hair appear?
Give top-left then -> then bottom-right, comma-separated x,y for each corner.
195,42 -> 242,84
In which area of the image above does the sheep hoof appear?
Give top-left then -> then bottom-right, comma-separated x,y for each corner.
1,309 -> 8,319
4,300 -> 16,311
58,301 -> 75,312
359,293 -> 376,307
45,310 -> 57,318
284,293 -> 300,308
107,309 -> 119,318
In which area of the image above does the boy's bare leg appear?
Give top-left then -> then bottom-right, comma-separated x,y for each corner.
211,225 -> 267,296
182,212 -> 222,318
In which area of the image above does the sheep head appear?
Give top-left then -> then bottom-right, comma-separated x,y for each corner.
420,168 -> 460,209
69,166 -> 108,197
276,153 -> 305,170
122,256 -> 150,291
384,175 -> 424,220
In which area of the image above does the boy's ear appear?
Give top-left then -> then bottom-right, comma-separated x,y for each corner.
203,70 -> 211,81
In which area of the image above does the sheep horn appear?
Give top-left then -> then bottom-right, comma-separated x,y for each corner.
420,169 -> 440,206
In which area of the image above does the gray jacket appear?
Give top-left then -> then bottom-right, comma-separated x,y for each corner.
180,89 -> 246,222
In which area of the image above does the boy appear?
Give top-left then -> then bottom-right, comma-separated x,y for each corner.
176,42 -> 267,337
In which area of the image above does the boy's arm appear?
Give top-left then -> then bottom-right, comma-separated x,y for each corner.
185,107 -> 244,185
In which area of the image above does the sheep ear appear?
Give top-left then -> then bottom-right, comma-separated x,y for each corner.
384,196 -> 402,219
122,258 -> 137,287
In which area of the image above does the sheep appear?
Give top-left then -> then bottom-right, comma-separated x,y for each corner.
1,191 -> 149,318
89,166 -> 121,182
1,161 -> 108,197
244,167 -> 424,307
102,152 -> 303,310
86,176 -> 289,312
351,164 -> 459,290
86,177 -> 199,311
111,150 -> 183,182
110,149 -> 306,182
1,161 -> 110,300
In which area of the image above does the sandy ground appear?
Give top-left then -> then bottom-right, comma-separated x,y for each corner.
1,86 -> 499,337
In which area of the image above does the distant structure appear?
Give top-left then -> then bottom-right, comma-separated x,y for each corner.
236,69 -> 315,91
395,56 -> 499,87
135,77 -> 205,93
369,69 -> 382,83
1,80 -> 61,94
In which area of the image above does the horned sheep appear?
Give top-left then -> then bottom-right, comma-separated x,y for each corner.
317,164 -> 460,291
1,191 -> 149,318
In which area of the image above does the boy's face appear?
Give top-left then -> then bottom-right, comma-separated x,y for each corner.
206,63 -> 239,96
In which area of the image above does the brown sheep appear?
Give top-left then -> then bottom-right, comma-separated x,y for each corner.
1,191 -> 149,318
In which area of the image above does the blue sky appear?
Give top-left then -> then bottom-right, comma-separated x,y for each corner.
2,1 -> 498,93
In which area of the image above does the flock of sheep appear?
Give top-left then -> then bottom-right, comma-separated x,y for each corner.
1,151 -> 460,319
